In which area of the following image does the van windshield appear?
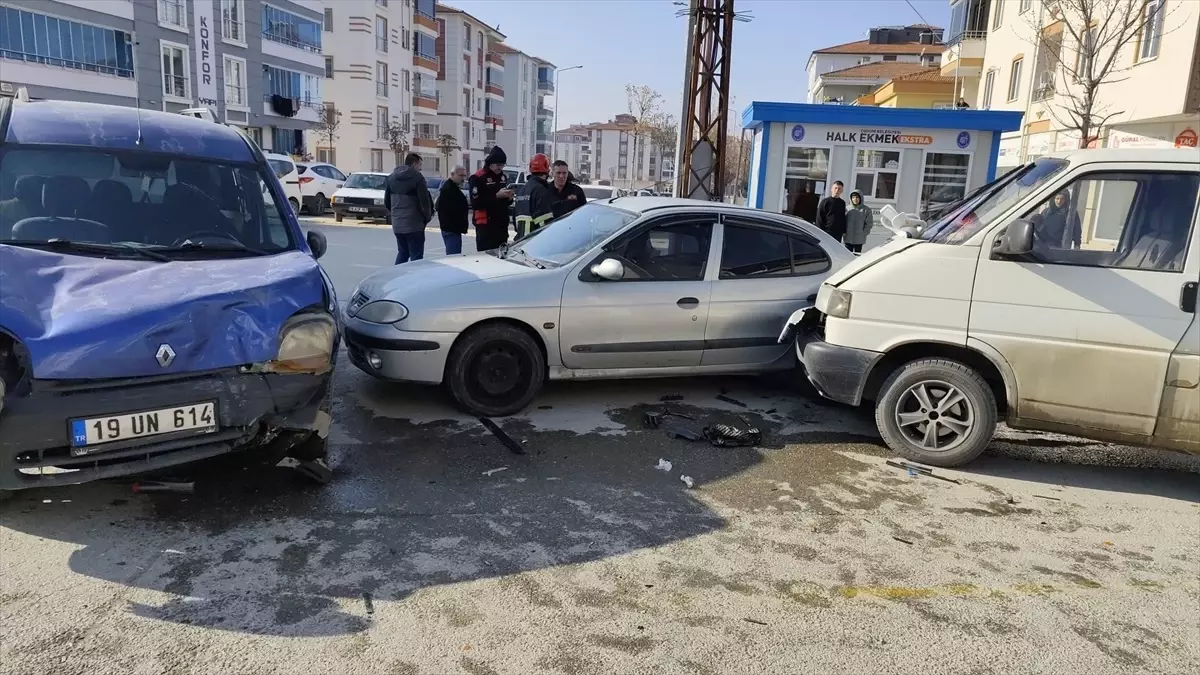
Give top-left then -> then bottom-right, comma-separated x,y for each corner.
922,157 -> 1069,244
0,147 -> 295,257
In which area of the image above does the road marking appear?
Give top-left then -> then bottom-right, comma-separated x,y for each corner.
351,264 -> 381,269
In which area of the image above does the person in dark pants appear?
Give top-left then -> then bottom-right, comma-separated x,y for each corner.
548,160 -> 588,219
469,146 -> 514,252
436,165 -> 469,255
815,180 -> 847,243
384,153 -> 433,264
843,189 -> 873,253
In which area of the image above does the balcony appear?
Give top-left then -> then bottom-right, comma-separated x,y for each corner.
486,51 -> 504,68
414,90 -> 439,111
939,30 -> 986,77
535,129 -> 550,141
413,134 -> 439,149
413,6 -> 438,37
536,79 -> 554,93
413,52 -> 439,74
485,82 -> 503,98
536,105 -> 553,118
485,113 -> 503,127
262,94 -> 321,123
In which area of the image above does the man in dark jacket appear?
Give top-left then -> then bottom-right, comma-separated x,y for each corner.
548,160 -> 587,219
514,153 -> 555,240
384,153 -> 433,264
436,165 -> 469,255
469,146 -> 514,251
815,180 -> 847,242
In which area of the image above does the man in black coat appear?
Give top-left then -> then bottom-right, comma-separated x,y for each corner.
815,180 -> 848,242
436,165 -> 469,255
469,146 -> 515,252
548,160 -> 588,219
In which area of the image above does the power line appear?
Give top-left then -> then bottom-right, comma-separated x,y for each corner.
904,0 -> 932,27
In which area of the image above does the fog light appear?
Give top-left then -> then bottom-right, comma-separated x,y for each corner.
367,352 -> 383,370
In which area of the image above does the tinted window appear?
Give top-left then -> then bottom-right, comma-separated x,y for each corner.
295,164 -> 309,175
330,167 -> 347,181
790,236 -> 831,275
720,226 -> 792,279
267,159 -> 293,178
612,220 -> 713,281
582,187 -> 614,200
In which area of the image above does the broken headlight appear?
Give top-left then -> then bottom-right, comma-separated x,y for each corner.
273,314 -> 337,373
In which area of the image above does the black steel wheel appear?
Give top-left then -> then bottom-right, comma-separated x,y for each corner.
446,323 -> 545,417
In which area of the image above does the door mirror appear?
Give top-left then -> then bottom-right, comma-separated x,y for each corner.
307,230 -> 328,259
590,257 -> 625,281
896,225 -> 922,239
993,218 -> 1035,258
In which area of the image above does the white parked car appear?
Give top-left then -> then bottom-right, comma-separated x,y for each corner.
295,162 -> 347,215
264,152 -> 302,214
330,172 -> 388,222
580,185 -> 618,201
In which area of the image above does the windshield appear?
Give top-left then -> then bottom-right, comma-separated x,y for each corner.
344,173 -> 387,190
267,158 -> 293,178
582,187 -> 614,200
427,176 -> 443,189
509,203 -> 638,266
502,169 -> 521,185
922,158 -> 1069,244
0,147 -> 295,256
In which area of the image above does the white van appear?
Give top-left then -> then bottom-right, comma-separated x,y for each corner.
784,148 -> 1199,466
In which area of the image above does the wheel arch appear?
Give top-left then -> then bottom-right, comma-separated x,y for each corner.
861,340 -> 1014,415
446,316 -> 550,376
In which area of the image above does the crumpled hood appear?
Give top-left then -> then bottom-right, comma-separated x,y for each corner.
0,246 -> 325,380
824,237 -> 923,287
356,254 -> 531,300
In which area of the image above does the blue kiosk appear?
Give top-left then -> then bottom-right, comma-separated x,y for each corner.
742,102 -> 1024,218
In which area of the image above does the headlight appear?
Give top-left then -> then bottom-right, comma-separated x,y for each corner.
354,300 -> 408,324
274,314 -> 337,373
333,196 -> 343,204
373,197 -> 385,206
819,288 -> 853,319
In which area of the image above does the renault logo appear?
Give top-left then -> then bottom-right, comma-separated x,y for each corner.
155,344 -> 176,368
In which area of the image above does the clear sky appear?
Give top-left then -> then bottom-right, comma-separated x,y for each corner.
447,0 -> 950,131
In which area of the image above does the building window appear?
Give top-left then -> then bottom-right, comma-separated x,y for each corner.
415,34 -> 437,60
376,62 -> 389,97
158,0 -> 186,29
1138,0 -> 1164,61
224,55 -> 247,108
882,54 -> 897,62
323,8 -> 332,32
1019,0 -> 1032,12
377,106 -> 389,139
324,55 -> 334,78
248,127 -> 264,147
0,7 -> 135,78
853,150 -> 900,201
376,16 -> 388,53
272,127 -> 299,155
1007,58 -> 1023,101
221,0 -> 246,43
403,69 -> 410,91
402,30 -> 409,50
317,147 -> 335,164
1075,26 -> 1097,79
477,31 -> 483,51
782,147 -> 830,213
920,152 -> 971,213
371,149 -> 385,172
262,5 -> 322,53
991,0 -> 1002,30
264,64 -> 322,106
160,41 -> 190,100
463,23 -> 471,49
377,0 -> 389,7
982,69 -> 996,108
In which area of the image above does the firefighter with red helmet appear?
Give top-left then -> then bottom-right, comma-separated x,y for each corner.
513,153 -> 556,240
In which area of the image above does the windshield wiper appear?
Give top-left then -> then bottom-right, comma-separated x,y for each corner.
3,239 -> 171,262
506,246 -> 545,269
160,240 -> 269,256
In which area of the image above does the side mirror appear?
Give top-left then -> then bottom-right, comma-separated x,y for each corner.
896,225 -> 921,239
993,219 -> 1035,258
307,230 -> 328,260
589,257 -> 625,281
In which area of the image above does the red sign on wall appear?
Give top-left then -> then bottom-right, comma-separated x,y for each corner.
1175,128 -> 1198,148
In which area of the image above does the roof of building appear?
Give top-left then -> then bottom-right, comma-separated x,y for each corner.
435,3 -> 505,39
490,42 -> 555,67
4,99 -> 255,161
820,61 -> 934,81
813,38 -> 946,56
741,101 -> 1024,133
889,67 -> 956,84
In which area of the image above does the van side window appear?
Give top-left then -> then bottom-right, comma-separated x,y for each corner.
1021,171 -> 1198,272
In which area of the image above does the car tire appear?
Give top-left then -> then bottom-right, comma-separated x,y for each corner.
874,358 -> 998,468
314,193 -> 327,215
355,215 -> 364,221
446,323 -> 545,417
335,212 -> 344,223
288,197 -> 300,214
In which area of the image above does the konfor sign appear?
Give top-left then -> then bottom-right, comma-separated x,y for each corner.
192,0 -> 219,107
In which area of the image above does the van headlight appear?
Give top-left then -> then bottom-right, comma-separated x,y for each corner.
274,314 -> 337,373
354,300 -> 409,325
818,288 -> 853,319
373,197 -> 385,206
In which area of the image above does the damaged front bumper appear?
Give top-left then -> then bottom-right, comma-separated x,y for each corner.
784,308 -> 881,407
0,367 -> 332,490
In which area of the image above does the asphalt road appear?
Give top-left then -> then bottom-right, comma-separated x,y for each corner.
2,218 -> 1198,675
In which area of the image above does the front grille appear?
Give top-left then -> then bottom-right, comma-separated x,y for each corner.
347,291 -> 370,316
341,197 -> 377,206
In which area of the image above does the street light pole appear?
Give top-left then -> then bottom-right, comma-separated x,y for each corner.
550,64 -> 582,161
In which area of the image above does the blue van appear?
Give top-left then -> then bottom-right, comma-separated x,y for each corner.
0,98 -> 339,490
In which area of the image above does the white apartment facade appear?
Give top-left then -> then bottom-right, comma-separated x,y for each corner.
967,0 -> 1199,171
490,43 -> 554,170
554,114 -> 672,189
430,3 -> 503,173
312,0 -> 438,172
806,24 -> 945,102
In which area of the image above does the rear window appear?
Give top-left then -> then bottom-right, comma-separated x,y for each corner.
582,187 -> 614,200
426,176 -> 443,189
295,164 -> 309,175
267,159 -> 293,178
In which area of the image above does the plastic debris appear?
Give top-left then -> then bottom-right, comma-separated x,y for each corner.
483,467 -> 508,477
680,475 -> 695,489
702,420 -> 762,447
743,618 -> 768,626
362,592 -> 375,615
715,394 -> 747,408
277,457 -> 333,484
656,458 -> 673,472
892,536 -> 914,545
478,417 -> 526,455
885,459 -> 961,484
132,481 -> 195,494
664,424 -> 702,441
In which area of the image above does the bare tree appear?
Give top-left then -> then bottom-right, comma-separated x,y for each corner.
313,104 -> 342,163
1022,0 -> 1172,147
436,133 -> 461,174
625,84 -> 663,188
723,132 -> 752,201
384,120 -> 410,167
647,112 -> 679,188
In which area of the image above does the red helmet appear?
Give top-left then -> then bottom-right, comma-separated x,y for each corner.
528,153 -> 550,175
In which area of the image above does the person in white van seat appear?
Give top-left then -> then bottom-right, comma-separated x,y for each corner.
843,190 -> 873,253
815,180 -> 847,242
1031,190 -> 1081,249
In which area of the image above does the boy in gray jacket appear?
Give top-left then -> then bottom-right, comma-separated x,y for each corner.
844,190 -> 873,253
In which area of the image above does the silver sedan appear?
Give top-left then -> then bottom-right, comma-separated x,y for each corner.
343,197 -> 856,416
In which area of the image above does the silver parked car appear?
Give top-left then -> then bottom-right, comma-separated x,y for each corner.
343,197 -> 856,416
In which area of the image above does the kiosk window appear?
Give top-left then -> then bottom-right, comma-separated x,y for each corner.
783,147 -> 830,218
921,152 -> 971,213
854,150 -> 900,200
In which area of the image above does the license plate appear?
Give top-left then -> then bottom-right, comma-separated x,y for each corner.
69,402 -> 218,454
348,206 -> 368,213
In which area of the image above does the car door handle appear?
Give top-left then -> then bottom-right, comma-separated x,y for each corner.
1181,282 -> 1198,313
677,297 -> 699,308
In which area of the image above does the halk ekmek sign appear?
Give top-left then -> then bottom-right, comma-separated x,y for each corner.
825,129 -> 934,145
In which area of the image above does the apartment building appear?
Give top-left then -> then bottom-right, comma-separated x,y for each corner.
553,114 -> 672,189
806,24 -> 945,102
489,43 -> 555,169
430,3 -> 503,172
314,0 -> 439,172
0,0 -> 325,153
965,0 -> 1199,171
